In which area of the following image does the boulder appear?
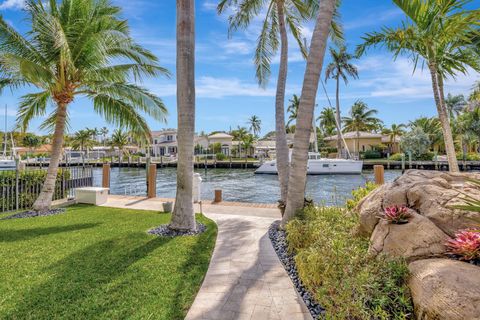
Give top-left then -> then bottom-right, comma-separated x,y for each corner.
409,258 -> 480,320
369,212 -> 448,261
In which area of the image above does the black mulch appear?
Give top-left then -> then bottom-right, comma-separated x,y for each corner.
148,223 -> 206,237
1,208 -> 66,220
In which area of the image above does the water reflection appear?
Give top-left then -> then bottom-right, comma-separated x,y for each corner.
93,167 -> 402,206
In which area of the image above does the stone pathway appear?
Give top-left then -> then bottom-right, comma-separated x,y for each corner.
101,196 -> 311,320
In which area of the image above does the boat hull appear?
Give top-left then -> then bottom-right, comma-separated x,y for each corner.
255,159 -> 363,175
0,160 -> 16,171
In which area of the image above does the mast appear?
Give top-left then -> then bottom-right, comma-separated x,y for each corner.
2,105 -> 7,157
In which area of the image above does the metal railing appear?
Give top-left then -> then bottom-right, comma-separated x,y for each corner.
0,165 -> 93,213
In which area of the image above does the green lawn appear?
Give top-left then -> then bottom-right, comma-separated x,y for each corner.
0,205 -> 217,320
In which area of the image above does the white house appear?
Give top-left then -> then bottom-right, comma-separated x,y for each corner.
151,129 -> 178,156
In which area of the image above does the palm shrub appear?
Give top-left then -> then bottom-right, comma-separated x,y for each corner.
0,0 -> 169,211
286,206 -> 412,319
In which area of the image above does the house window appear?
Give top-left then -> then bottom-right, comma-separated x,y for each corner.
167,135 -> 173,141
154,139 -> 158,144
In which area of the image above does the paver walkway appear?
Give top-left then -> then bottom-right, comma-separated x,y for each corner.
102,196 -> 312,320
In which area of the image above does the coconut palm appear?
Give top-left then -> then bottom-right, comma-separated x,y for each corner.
457,107 -> 480,152
241,133 -> 255,163
469,82 -> 480,108
248,115 -> 262,137
317,107 -> 336,136
22,133 -> 42,156
286,94 -> 300,127
71,129 -> 95,158
170,0 -> 196,232
109,129 -> 129,162
445,93 -> 467,119
0,0 -> 169,211
342,101 -> 379,157
282,0 -> 337,225
409,117 -> 443,151
100,127 -> 109,146
325,45 -> 358,155
356,0 -> 480,172
382,124 -> 406,153
218,0 -> 342,203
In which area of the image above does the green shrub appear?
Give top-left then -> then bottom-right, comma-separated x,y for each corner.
388,153 -> 403,161
346,182 -> 378,211
361,150 -> 382,159
215,153 -> 227,161
286,206 -> 413,319
320,147 -> 337,154
456,152 -> 480,161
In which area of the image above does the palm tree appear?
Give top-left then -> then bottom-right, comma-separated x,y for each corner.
325,45 -> 358,155
170,0 -> 196,232
282,0 -> 337,225
457,106 -> 480,152
357,0 -> 480,172
382,124 -> 406,153
286,94 -> 300,127
468,82 -> 480,109
248,115 -> 262,137
109,129 -> 129,162
100,127 -> 109,146
71,130 -> 95,158
342,101 -> 379,157
241,133 -> 255,164
409,117 -> 443,151
0,0 -> 169,211
317,107 -> 337,136
445,93 -> 467,119
22,133 -> 42,156
218,0 -> 341,204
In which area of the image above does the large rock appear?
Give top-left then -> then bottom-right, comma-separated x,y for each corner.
409,259 -> 480,320
369,212 -> 448,261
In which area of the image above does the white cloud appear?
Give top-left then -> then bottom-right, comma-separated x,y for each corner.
0,0 -> 24,10
344,8 -> 402,30
202,0 -> 217,11
222,40 -> 251,55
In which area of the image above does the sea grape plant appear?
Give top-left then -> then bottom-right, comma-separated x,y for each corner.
446,230 -> 480,261
382,205 -> 411,224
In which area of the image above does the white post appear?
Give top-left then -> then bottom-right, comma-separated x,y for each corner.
193,173 -> 202,203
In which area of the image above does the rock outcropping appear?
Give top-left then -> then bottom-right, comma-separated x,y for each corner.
356,170 -> 480,320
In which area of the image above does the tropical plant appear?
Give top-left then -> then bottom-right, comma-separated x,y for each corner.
71,129 -> 95,157
100,127 -> 109,146
247,115 -> 261,137
382,123 -> 406,153
0,0 -> 169,211
400,127 -> 431,160
22,133 -> 42,155
382,205 -> 411,224
445,93 -> 467,119
109,129 -> 130,161
241,133 -> 255,161
282,0 -> 337,225
218,0 -> 342,204
345,181 -> 378,211
342,100 -> 380,156
446,230 -> 480,261
325,45 -> 358,155
170,0 -> 196,232
286,94 -> 300,127
317,107 -> 336,136
357,0 -> 480,172
409,117 -> 443,151
469,82 -> 480,106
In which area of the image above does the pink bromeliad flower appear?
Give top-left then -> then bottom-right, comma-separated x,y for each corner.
382,205 -> 411,224
446,230 -> 480,261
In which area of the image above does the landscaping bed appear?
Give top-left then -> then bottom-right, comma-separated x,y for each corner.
0,205 -> 217,320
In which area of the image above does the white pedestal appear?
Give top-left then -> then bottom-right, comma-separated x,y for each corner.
76,187 -> 109,205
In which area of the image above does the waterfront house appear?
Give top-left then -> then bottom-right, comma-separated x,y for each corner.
151,129 -> 178,156
324,131 -> 400,155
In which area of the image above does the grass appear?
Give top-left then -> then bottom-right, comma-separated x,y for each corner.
0,205 -> 217,320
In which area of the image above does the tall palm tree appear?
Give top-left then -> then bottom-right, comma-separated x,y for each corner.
71,129 -> 95,158
100,127 -> 109,146
282,0 -> 337,225
342,101 -> 379,157
317,107 -> 337,136
468,82 -> 480,109
286,94 -> 300,127
0,0 -> 168,211
325,45 -> 358,155
241,133 -> 255,163
109,129 -> 129,162
248,115 -> 262,137
218,0 -> 342,204
170,0 -> 196,232
445,93 -> 467,119
382,124 -> 406,153
357,0 -> 480,172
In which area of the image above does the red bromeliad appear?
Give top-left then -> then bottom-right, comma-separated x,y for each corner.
446,230 -> 480,261
382,205 -> 411,224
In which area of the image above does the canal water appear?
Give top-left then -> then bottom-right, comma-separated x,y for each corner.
93,167 -> 401,206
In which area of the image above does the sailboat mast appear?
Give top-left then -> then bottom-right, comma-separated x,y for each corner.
2,105 -> 7,157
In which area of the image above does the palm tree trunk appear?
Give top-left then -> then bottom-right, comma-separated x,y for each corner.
282,0 -> 336,226
335,75 -> 342,157
275,0 -> 290,204
171,0 -> 196,231
32,103 -> 67,212
428,63 -> 459,172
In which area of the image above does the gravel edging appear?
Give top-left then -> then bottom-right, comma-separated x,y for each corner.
269,221 -> 324,320
148,222 -> 207,237
1,208 -> 66,220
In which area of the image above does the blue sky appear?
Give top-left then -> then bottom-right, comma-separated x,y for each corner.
0,0 -> 479,136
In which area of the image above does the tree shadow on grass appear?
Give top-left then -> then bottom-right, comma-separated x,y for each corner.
0,223 -> 101,243
5,233 -> 171,320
